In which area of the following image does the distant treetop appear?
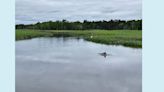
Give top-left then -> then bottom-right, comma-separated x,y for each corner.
16,20 -> 142,30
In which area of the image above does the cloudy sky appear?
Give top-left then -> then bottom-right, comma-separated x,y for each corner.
16,0 -> 142,24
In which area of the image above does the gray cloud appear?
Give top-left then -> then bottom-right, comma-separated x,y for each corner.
16,0 -> 142,24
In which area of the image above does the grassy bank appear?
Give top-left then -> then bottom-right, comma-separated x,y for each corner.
16,30 -> 142,48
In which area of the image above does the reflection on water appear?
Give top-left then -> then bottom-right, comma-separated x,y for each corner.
16,37 -> 142,92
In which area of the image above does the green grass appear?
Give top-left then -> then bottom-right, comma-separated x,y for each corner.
16,29 -> 142,48
16,29 -> 53,40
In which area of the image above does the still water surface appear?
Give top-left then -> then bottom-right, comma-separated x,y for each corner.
16,37 -> 142,92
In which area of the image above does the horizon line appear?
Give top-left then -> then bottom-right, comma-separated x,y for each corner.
16,19 -> 142,25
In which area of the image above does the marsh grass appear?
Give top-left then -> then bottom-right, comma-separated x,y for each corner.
16,29 -> 53,40
16,30 -> 142,48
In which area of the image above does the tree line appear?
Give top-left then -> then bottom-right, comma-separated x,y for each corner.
16,20 -> 142,30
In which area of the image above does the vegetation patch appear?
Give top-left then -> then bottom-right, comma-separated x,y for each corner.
16,30 -> 142,48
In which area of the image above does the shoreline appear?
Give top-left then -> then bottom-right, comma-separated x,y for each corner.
16,30 -> 142,48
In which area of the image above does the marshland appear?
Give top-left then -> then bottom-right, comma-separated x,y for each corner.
16,18 -> 142,92
16,30 -> 142,48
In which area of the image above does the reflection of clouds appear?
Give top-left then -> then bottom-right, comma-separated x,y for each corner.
16,55 -> 71,63
16,0 -> 142,24
16,37 -> 142,92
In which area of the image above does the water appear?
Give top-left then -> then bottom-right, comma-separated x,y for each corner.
16,37 -> 142,92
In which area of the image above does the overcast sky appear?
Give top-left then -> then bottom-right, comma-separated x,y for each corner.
16,0 -> 142,24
